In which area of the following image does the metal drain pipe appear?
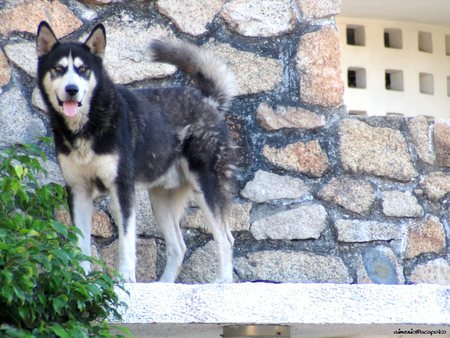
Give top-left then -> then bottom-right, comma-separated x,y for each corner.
223,325 -> 291,338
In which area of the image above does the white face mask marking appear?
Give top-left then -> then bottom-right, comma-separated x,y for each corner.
42,51 -> 97,131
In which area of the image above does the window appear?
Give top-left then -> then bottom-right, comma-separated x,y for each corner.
346,25 -> 365,46
447,77 -> 450,96
418,31 -> 432,53
384,28 -> 402,49
385,70 -> 404,91
419,73 -> 434,94
347,67 -> 366,88
445,35 -> 450,56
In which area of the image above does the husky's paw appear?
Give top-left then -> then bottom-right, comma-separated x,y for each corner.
119,266 -> 136,283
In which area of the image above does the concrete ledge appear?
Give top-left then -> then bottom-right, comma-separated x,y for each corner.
115,283 -> 450,337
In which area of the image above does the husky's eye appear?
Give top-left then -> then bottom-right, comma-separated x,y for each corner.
54,65 -> 64,74
78,65 -> 88,73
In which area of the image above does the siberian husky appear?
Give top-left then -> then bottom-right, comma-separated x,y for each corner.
36,21 -> 237,283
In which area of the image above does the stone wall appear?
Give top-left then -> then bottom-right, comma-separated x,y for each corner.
0,0 -> 449,285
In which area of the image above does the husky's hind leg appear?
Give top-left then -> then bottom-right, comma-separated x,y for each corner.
194,192 -> 234,283
149,185 -> 191,282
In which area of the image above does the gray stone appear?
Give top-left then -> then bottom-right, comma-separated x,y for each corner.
178,241 -> 221,283
183,201 -> 251,233
420,172 -> 450,202
357,246 -> 404,284
235,251 -> 352,283
382,191 -> 424,217
408,116 -> 435,165
108,190 -> 161,237
335,220 -> 404,243
32,87 -> 47,112
339,119 -> 417,181
37,159 -> 65,186
251,204 -> 327,240
297,25 -> 344,107
295,0 -> 340,20
156,0 -> 223,36
221,0 -> 296,37
263,140 -> 329,177
318,177 -> 374,215
405,216 -> 446,258
102,13 -> 176,83
4,42 -> 37,78
98,238 -> 158,282
0,84 -> 46,146
241,170 -> 309,203
256,102 -> 325,131
409,258 -> 450,285
206,42 -> 282,95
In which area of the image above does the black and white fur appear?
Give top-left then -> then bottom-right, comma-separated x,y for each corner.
36,22 -> 237,283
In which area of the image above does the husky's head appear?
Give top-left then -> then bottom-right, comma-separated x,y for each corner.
36,22 -> 106,123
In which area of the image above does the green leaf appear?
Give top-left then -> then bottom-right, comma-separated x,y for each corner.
51,324 -> 70,338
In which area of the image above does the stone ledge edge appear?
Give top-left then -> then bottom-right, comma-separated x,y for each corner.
113,282 -> 450,325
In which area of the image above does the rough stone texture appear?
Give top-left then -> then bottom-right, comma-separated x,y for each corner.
98,238 -> 158,282
420,172 -> 450,202
0,85 -> 46,146
381,191 -> 424,218
207,42 -> 282,95
102,14 -> 175,83
178,241 -> 220,283
410,258 -> 450,285
55,208 -> 114,239
318,177 -> 374,215
4,42 -> 37,78
434,119 -> 450,167
339,119 -> 417,181
156,0 -> 222,36
256,102 -> 325,131
0,50 -> 10,88
335,220 -> 404,243
91,210 -> 115,238
0,0 -> 82,37
296,0 -> 340,20
251,204 -> 327,240
241,170 -> 309,203
297,25 -> 344,107
235,251 -> 352,283
37,159 -> 64,186
405,216 -> 446,258
408,116 -> 435,165
32,87 -> 47,112
263,140 -> 329,177
357,246 -> 404,284
221,0 -> 296,37
183,202 -> 252,233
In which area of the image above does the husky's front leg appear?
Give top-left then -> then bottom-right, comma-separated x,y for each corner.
111,184 -> 137,282
68,187 -> 94,273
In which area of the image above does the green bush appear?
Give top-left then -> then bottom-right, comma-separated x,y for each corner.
0,139 -> 130,338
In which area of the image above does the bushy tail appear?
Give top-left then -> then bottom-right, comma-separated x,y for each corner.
148,39 -> 238,112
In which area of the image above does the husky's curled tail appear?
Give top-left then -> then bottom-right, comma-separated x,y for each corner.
148,39 -> 238,113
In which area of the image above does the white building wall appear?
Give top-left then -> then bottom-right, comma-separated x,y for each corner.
337,17 -> 450,118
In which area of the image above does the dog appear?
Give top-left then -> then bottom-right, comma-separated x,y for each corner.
36,21 -> 237,283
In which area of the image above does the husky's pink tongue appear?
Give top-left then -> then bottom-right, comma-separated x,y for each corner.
63,100 -> 78,117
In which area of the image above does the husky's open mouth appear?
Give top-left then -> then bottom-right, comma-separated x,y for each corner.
56,96 -> 82,117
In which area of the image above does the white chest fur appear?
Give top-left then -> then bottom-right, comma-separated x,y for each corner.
58,139 -> 119,192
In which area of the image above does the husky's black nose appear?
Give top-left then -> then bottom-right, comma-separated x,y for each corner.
65,84 -> 79,97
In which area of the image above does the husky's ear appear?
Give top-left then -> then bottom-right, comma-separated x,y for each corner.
37,21 -> 58,57
85,24 -> 106,57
